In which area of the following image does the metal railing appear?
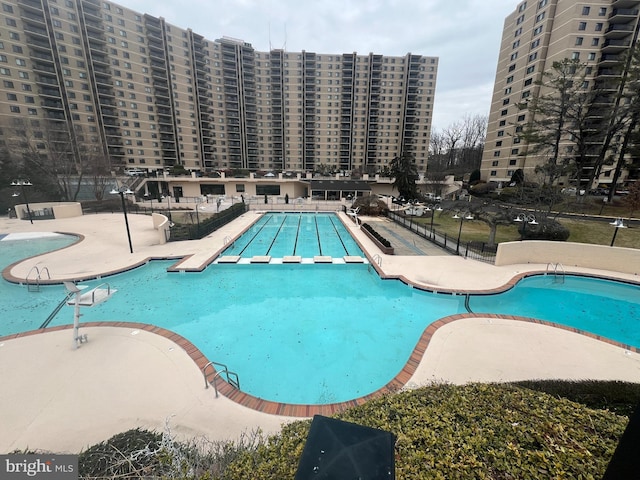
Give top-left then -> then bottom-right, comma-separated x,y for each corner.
386,211 -> 497,264
203,361 -> 241,398
26,265 -> 51,292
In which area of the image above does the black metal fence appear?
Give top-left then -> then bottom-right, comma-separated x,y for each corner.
386,211 -> 497,264
168,202 -> 248,241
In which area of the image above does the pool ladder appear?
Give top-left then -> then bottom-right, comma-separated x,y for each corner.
545,263 -> 565,283
203,361 -> 241,398
26,266 -> 51,292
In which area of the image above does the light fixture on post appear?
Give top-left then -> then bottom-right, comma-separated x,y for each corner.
425,203 -> 443,239
453,211 -> 474,255
10,179 -> 33,224
513,213 -> 538,241
609,218 -> 627,247
110,186 -> 134,253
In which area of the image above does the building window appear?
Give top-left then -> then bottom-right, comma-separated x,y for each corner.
535,12 -> 545,22
578,21 -> 587,31
582,6 -> 590,15
497,130 -> 504,137
514,27 -> 522,37
499,120 -> 507,126
599,7 -> 606,16
505,87 -> 512,94
526,65 -> 535,74
524,78 -> 533,86
517,114 -> 526,121
509,64 -> 516,72
492,160 -> 499,166
506,75 -> 514,83
522,91 -> 530,99
528,52 -> 538,62
496,141 -> 503,147
531,39 -> 540,48
592,38 -> 599,46
510,52 -> 518,61
572,52 -> 580,60
494,151 -> 501,157
490,170 -> 497,176
575,37 -> 583,46
533,25 -> 543,35
511,148 -> 519,155
510,159 -> 517,165
595,22 -> 603,31
588,52 -> 596,61
501,109 -> 508,116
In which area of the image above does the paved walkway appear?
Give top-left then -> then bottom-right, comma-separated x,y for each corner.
1,212 -> 640,453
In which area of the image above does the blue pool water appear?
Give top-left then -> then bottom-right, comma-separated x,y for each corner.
1,221 -> 639,405
222,212 -> 363,258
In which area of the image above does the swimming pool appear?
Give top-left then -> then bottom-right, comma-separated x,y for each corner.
220,212 -> 362,259
1,219 -> 639,405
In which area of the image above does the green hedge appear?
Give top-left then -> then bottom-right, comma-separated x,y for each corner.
75,382 -> 635,479
223,383 -> 627,479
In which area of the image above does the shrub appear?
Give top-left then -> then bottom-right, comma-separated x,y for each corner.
351,194 -> 389,216
521,218 -> 570,241
222,383 -> 627,479
361,222 -> 391,248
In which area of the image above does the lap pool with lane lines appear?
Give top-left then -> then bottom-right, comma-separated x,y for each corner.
220,212 -> 362,259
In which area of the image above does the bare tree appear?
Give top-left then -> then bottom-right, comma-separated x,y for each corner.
442,122 -> 464,169
518,59 -> 594,186
459,114 -> 487,171
6,118 -> 83,201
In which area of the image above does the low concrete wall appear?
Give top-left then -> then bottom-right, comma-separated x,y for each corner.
14,202 -> 82,219
152,212 -> 169,244
495,241 -> 640,275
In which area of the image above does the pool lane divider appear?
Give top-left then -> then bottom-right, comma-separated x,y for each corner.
314,215 -> 322,255
293,214 -> 302,256
237,214 -> 274,256
265,215 -> 288,256
328,215 -> 350,256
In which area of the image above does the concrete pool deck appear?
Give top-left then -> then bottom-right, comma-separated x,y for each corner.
1,211 -> 640,453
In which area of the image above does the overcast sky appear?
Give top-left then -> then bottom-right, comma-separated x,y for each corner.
119,0 -> 516,132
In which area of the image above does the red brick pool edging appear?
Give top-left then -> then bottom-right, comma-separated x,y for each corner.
3,314 -> 638,418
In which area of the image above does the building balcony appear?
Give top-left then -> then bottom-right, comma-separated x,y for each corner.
605,23 -> 635,38
609,7 -> 640,22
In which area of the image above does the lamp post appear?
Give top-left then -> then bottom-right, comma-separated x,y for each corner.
453,212 -> 474,255
426,203 -> 442,239
610,218 -> 627,247
110,187 -> 134,253
513,213 -> 538,241
161,194 -> 172,222
144,192 -> 154,213
10,180 -> 33,224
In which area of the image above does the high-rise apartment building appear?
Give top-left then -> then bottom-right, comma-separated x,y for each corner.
0,0 -> 437,175
481,0 -> 639,188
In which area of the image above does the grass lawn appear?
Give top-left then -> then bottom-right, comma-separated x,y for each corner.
412,209 -> 639,249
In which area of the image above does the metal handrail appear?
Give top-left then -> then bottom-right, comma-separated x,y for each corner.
26,265 -> 51,291
203,361 -> 241,398
372,253 -> 382,267
545,263 -> 565,283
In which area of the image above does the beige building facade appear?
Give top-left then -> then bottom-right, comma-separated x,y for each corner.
481,0 -> 639,188
0,0 -> 437,177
